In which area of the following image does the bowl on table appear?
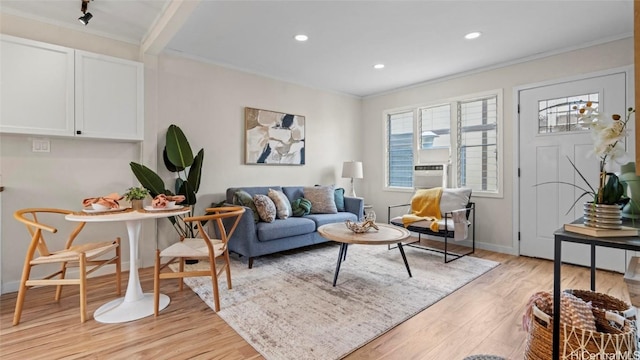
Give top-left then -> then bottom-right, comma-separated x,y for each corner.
91,203 -> 111,211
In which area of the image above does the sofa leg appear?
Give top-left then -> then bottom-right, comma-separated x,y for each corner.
248,257 -> 254,269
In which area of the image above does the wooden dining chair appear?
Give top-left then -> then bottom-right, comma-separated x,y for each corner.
13,208 -> 122,325
154,206 -> 245,314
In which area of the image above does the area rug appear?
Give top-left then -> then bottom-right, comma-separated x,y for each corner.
173,243 -> 499,360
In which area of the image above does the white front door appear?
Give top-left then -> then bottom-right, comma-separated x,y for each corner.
519,71 -> 629,272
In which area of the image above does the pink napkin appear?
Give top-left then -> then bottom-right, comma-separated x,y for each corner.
152,194 -> 186,208
82,193 -> 123,209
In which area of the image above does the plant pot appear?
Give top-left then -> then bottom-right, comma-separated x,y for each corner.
131,199 -> 144,211
620,162 -> 640,219
583,202 -> 622,230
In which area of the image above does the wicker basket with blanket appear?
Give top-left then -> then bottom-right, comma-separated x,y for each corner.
523,290 -> 637,360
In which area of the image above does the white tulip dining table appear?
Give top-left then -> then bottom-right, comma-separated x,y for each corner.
65,206 -> 190,323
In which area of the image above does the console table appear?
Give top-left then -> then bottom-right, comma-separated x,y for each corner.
552,221 -> 640,360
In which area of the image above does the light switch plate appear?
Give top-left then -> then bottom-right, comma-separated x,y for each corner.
32,138 -> 50,153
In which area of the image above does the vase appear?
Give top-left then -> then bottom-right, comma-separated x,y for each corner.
620,162 -> 640,219
131,199 -> 144,211
583,202 -> 622,229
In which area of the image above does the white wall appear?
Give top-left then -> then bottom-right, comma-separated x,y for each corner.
153,54 -> 363,249
0,13 -> 147,293
0,14 -> 363,292
361,37 -> 635,255
1,10 -> 633,293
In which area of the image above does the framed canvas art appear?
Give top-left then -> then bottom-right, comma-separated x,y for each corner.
245,107 -> 305,165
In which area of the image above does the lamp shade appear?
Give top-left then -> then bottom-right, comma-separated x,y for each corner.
342,161 -> 363,179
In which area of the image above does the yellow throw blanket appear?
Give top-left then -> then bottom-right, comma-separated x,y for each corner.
402,187 -> 443,232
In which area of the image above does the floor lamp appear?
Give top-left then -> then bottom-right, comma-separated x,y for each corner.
342,161 -> 363,197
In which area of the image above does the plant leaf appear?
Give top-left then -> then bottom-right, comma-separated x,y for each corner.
187,149 -> 204,195
163,147 -> 184,172
129,162 -> 166,198
179,182 -> 197,205
566,156 -> 596,194
601,172 -> 625,205
565,191 -> 594,215
533,181 -> 595,197
166,125 -> 194,169
174,178 -> 184,196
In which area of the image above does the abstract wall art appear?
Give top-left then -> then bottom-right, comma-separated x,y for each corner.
245,107 -> 306,165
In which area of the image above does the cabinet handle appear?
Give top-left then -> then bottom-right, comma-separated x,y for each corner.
76,130 -> 82,135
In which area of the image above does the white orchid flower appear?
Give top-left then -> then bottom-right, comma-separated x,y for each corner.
572,104 -> 635,205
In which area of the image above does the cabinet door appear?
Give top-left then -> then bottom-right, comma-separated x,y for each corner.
75,51 -> 144,141
0,35 -> 75,136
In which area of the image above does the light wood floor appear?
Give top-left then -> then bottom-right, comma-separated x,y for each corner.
0,241 -> 632,360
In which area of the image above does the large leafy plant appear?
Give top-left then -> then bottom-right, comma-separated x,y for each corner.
130,124 -> 203,237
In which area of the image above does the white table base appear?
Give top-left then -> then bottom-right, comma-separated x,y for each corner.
94,293 -> 169,323
65,208 -> 191,324
94,219 -> 165,323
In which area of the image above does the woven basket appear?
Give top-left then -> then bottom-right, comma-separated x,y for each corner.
564,289 -> 636,320
525,302 -> 636,360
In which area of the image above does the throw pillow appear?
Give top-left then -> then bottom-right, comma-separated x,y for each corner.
315,184 -> 345,212
253,194 -> 277,222
304,185 -> 338,214
334,187 -> 346,212
268,188 -> 292,219
233,190 -> 259,223
291,198 -> 312,217
440,188 -> 472,213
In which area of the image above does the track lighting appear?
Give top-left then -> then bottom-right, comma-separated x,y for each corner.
78,12 -> 93,25
78,0 -> 92,26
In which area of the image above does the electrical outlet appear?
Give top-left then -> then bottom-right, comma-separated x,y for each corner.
32,138 -> 50,153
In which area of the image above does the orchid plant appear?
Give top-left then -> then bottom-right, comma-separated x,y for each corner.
575,102 -> 635,205
535,103 -> 635,213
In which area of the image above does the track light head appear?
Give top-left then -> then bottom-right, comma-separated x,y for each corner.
79,0 -> 92,26
78,12 -> 93,25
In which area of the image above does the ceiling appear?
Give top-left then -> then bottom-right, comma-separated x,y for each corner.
0,0 -> 634,97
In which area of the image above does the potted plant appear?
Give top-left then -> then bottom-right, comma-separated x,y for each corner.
130,124 -> 203,237
123,186 -> 149,211
537,104 -> 635,228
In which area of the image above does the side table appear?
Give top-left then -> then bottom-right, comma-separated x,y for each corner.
552,221 -> 640,360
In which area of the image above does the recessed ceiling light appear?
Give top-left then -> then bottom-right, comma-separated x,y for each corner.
464,32 -> 482,40
294,34 -> 308,42
373,64 -> 385,69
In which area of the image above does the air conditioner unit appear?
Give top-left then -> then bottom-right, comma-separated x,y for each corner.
414,163 -> 448,189
414,148 -> 449,188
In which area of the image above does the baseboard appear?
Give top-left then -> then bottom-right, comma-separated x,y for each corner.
1,261 -> 131,295
407,231 -> 518,256
475,242 -> 518,256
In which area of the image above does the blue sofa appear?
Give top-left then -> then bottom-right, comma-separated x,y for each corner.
225,186 -> 364,268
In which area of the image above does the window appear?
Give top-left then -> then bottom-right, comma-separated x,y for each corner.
385,91 -> 502,196
538,93 -> 598,134
420,105 -> 450,150
458,96 -> 498,192
387,111 -> 414,188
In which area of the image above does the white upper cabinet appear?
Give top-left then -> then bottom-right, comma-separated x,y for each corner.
0,35 -> 144,141
75,51 -> 144,141
0,35 -> 75,136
